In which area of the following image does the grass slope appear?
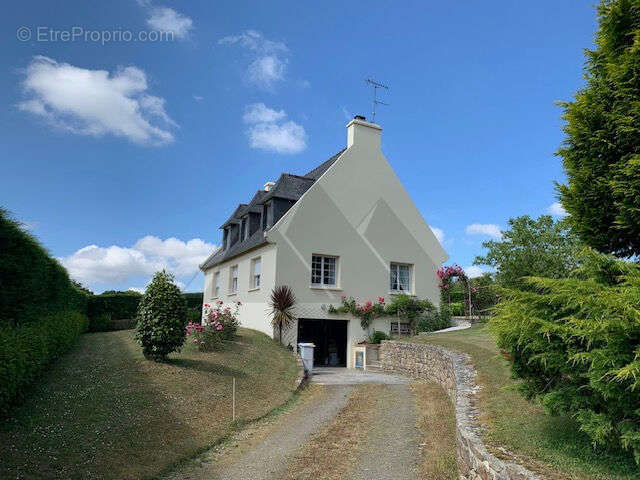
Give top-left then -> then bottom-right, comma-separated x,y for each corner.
0,327 -> 299,480
412,324 -> 639,480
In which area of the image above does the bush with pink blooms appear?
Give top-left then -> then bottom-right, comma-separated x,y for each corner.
186,300 -> 240,351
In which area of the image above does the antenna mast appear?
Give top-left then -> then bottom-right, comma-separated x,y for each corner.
365,78 -> 389,123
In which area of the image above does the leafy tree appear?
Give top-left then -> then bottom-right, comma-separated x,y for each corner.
473,215 -> 581,287
135,270 -> 187,361
557,0 -> 640,257
490,249 -> 640,462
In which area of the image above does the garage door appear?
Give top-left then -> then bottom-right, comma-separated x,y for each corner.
297,319 -> 348,367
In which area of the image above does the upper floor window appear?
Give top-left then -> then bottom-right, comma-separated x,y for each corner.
390,263 -> 412,292
230,265 -> 238,293
214,271 -> 220,297
241,217 -> 247,241
311,255 -> 337,286
251,257 -> 261,289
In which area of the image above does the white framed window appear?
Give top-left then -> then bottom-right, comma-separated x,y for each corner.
311,255 -> 338,286
390,263 -> 412,292
251,257 -> 261,289
230,265 -> 238,293
214,271 -> 220,297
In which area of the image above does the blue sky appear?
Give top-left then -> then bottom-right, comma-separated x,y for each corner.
1,1 -> 596,293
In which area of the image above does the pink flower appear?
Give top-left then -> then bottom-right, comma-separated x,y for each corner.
378,296 -> 385,304
217,324 -> 223,331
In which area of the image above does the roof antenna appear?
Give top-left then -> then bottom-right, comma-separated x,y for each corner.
365,78 -> 389,123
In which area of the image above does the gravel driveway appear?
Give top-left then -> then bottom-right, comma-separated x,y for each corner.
164,369 -> 423,480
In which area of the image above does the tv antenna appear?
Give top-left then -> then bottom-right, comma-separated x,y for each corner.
365,78 -> 389,123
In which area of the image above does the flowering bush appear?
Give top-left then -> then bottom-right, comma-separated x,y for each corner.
437,264 -> 467,289
186,300 -> 240,351
327,295 -> 386,330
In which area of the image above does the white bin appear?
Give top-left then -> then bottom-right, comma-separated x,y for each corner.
297,342 -> 315,375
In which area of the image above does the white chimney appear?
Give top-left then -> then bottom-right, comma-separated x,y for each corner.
264,181 -> 276,192
347,115 -> 382,150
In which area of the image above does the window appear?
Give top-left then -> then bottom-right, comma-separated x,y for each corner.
390,263 -> 412,292
241,218 -> 247,241
311,255 -> 337,286
214,272 -> 220,297
230,265 -> 238,293
391,322 -> 410,335
251,257 -> 261,289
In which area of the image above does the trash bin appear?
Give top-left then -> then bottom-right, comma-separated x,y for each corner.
297,342 -> 315,375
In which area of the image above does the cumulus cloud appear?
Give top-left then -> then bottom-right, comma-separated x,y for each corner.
18,56 -> 176,146
218,30 -> 289,90
465,223 -> 502,240
243,103 -> 286,124
243,103 -> 307,154
548,202 -> 568,217
60,236 -> 216,287
146,6 -> 193,39
464,266 -> 487,278
430,226 -> 445,243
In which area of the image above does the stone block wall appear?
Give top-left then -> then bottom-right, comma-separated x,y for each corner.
379,341 -> 539,480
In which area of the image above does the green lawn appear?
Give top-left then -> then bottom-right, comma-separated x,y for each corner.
0,328 -> 299,480
411,324 -> 639,480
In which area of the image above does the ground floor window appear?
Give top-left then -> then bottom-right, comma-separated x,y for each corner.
390,322 -> 410,335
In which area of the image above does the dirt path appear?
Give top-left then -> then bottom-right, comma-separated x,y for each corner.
162,384 -> 353,480
352,383 -> 420,480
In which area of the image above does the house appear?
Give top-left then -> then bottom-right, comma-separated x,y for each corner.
200,116 -> 448,368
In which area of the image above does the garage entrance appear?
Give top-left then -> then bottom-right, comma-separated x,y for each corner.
297,319 -> 348,367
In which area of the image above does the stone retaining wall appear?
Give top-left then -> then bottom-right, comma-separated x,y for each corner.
379,341 -> 539,480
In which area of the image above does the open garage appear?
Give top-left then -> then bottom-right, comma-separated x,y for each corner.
297,319 -> 348,367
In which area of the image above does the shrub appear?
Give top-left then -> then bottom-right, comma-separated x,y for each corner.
448,302 -> 464,316
135,271 -> 187,361
416,308 -> 451,333
0,209 -> 89,328
188,301 -> 240,351
0,311 -> 87,415
490,250 -> 640,462
367,330 -> 390,344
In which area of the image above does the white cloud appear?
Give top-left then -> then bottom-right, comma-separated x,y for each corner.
247,55 -> 286,89
465,223 -> 502,240
18,56 -> 176,146
193,95 -> 203,101
60,236 -> 216,287
146,6 -> 193,39
243,103 -> 286,124
464,266 -> 487,278
430,226 -> 445,243
548,202 -> 568,217
247,121 -> 307,154
243,103 -> 306,154
218,30 -> 288,90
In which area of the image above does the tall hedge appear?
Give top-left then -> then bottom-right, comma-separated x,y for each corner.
490,250 -> 640,462
0,311 -> 87,415
0,209 -> 88,327
0,209 -> 89,414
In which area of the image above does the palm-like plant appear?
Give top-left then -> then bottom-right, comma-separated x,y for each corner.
269,285 -> 296,344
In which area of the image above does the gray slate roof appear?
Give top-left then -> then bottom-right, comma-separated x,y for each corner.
200,148 -> 345,270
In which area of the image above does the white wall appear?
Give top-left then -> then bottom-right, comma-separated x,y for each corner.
201,243 -> 277,336
266,119 -> 447,367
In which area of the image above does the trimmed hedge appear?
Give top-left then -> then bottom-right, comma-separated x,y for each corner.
0,209 -> 88,328
0,311 -> 87,415
87,291 -> 202,332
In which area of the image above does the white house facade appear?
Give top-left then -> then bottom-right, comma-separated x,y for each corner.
200,117 -> 448,368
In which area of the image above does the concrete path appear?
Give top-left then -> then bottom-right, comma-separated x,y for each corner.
310,367 -> 410,385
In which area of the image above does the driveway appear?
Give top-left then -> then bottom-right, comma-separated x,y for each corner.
164,368 -> 425,480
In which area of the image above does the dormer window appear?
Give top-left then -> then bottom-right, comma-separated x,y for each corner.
222,228 -> 229,250
241,217 -> 247,241
262,203 -> 269,229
